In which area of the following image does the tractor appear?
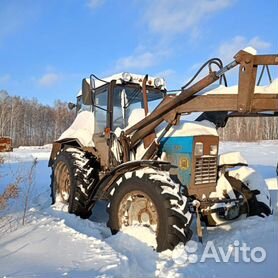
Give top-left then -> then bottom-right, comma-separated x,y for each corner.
49,49 -> 278,251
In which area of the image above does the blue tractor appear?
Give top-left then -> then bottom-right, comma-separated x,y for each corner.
49,49 -> 277,251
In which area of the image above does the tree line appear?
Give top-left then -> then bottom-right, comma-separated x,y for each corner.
0,90 -> 277,147
0,90 -> 75,146
218,116 -> 278,141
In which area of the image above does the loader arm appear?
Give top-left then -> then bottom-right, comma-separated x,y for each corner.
122,50 -> 278,159
177,52 -> 278,114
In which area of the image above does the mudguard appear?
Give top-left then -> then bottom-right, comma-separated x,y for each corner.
91,160 -> 175,201
48,111 -> 96,167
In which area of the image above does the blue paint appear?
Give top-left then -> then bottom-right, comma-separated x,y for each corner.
160,136 -> 194,186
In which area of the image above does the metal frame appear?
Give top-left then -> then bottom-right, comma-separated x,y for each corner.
49,50 -> 278,199
121,51 -> 278,159
188,135 -> 219,198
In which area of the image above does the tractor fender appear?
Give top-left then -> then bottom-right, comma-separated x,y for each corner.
92,160 -> 175,201
48,140 -> 97,167
58,111 -> 95,147
48,111 -> 96,167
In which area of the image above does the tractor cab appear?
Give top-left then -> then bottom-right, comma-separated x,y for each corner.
64,73 -> 166,135
78,73 -> 166,133
63,73 -> 167,169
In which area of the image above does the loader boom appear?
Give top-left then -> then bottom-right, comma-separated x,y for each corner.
123,50 -> 278,155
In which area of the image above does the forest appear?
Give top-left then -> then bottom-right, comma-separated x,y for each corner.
0,90 -> 277,146
0,90 -> 75,146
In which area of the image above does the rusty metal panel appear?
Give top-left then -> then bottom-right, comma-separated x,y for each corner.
0,137 -> 13,152
142,74 -> 156,148
188,135 -> 219,199
93,135 -> 110,170
253,55 -> 278,65
235,52 -> 257,113
251,95 -> 278,111
177,93 -> 278,114
177,95 -> 238,113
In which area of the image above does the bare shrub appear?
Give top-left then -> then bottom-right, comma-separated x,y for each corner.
0,156 -> 22,211
0,155 -> 36,232
22,158 -> 38,225
0,184 -> 19,210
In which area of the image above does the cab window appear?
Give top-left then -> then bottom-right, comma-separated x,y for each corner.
112,85 -> 164,130
94,87 -> 108,133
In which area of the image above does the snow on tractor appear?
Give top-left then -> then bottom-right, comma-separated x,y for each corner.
49,48 -> 278,251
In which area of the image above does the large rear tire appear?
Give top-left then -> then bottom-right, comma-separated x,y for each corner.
107,171 -> 192,252
50,147 -> 99,219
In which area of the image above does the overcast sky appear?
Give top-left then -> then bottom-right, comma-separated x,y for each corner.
0,0 -> 277,105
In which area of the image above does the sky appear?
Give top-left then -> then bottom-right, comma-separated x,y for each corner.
0,0 -> 277,105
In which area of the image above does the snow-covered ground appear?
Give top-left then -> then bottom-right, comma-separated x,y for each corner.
0,141 -> 277,278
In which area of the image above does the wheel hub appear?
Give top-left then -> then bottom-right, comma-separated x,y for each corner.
118,191 -> 159,233
139,209 -> 152,223
54,161 -> 71,203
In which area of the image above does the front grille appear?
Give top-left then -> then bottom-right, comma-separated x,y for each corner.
194,156 -> 217,184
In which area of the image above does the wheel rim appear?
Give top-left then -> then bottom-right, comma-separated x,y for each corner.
54,161 -> 71,203
118,190 -> 159,234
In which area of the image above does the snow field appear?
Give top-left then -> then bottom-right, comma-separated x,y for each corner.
0,141 -> 277,277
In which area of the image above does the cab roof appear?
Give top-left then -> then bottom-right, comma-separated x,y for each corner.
77,72 -> 166,96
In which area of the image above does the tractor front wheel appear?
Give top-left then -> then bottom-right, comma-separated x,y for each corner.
107,172 -> 192,252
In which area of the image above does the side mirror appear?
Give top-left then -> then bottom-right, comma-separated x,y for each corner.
68,102 -> 76,110
82,78 -> 93,105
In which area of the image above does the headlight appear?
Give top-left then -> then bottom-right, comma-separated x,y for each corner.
210,145 -> 218,155
194,142 -> 203,156
122,72 -> 132,82
154,77 -> 165,88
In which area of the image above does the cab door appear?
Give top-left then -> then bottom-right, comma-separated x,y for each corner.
93,85 -> 110,170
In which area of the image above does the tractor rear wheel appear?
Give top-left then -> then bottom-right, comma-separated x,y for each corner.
107,172 -> 192,252
50,147 -> 99,218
